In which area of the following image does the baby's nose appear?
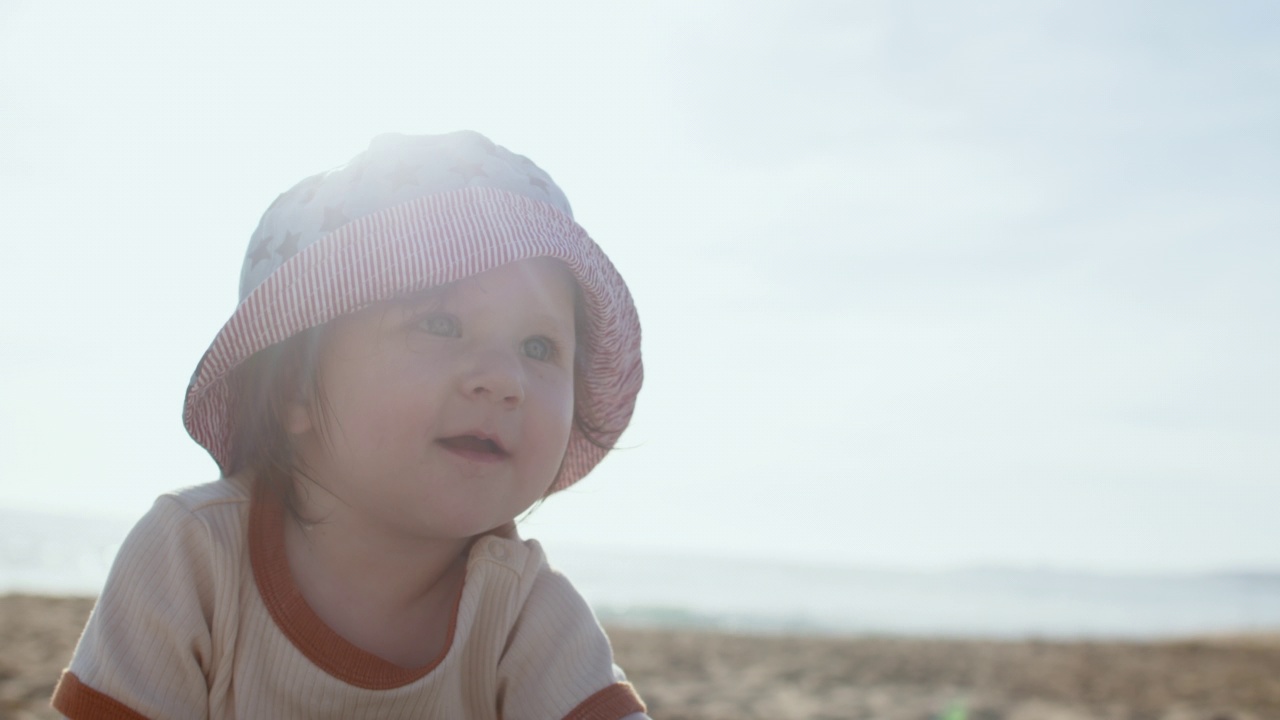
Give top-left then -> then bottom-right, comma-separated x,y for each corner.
462,350 -> 525,406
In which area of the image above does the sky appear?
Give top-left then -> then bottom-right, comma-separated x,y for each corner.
2,0 -> 1277,573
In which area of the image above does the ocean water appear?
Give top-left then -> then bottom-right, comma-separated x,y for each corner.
4,509 -> 1279,639
0,510 -> 130,595
553,547 -> 1280,639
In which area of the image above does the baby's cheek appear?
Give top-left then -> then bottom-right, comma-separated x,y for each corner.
539,378 -> 576,427
547,398 -> 576,451
349,399 -> 421,449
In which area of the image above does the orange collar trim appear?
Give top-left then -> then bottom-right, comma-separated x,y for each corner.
248,484 -> 463,690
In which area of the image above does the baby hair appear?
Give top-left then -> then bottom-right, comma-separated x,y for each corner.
225,326 -> 328,523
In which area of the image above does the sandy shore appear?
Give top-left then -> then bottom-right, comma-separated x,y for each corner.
3,594 -> 1278,720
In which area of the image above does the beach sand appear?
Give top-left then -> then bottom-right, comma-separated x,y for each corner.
3,594 -> 1278,720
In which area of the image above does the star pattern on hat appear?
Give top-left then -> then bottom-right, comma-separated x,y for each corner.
246,235 -> 274,268
276,231 -> 301,259
452,162 -> 488,180
388,162 -> 420,190
240,133 -> 578,302
320,205 -> 350,233
294,174 -> 324,206
347,161 -> 367,184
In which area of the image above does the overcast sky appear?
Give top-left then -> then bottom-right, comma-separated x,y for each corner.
2,0 -> 1277,572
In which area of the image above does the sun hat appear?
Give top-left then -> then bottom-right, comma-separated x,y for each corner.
183,131 -> 643,492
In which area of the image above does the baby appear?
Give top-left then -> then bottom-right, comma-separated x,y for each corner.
53,132 -> 648,719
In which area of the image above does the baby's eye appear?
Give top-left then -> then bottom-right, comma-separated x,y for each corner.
521,336 -> 556,362
418,313 -> 461,337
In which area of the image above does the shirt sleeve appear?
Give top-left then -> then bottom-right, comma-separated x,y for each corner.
496,566 -> 646,720
52,496 -> 217,720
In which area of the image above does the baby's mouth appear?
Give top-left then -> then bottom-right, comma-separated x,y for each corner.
438,434 -> 509,458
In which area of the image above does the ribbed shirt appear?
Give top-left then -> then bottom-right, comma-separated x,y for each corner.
52,477 -> 645,719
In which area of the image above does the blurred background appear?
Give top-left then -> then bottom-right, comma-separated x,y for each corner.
2,0 -> 1278,637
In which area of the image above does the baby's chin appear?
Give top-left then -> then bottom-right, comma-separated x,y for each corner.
482,520 -> 522,540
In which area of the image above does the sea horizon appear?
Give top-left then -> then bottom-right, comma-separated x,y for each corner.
4,507 -> 1279,640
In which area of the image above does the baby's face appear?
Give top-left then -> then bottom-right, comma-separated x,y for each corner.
287,257 -> 577,540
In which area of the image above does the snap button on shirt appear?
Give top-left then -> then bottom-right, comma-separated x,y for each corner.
487,541 -> 509,562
